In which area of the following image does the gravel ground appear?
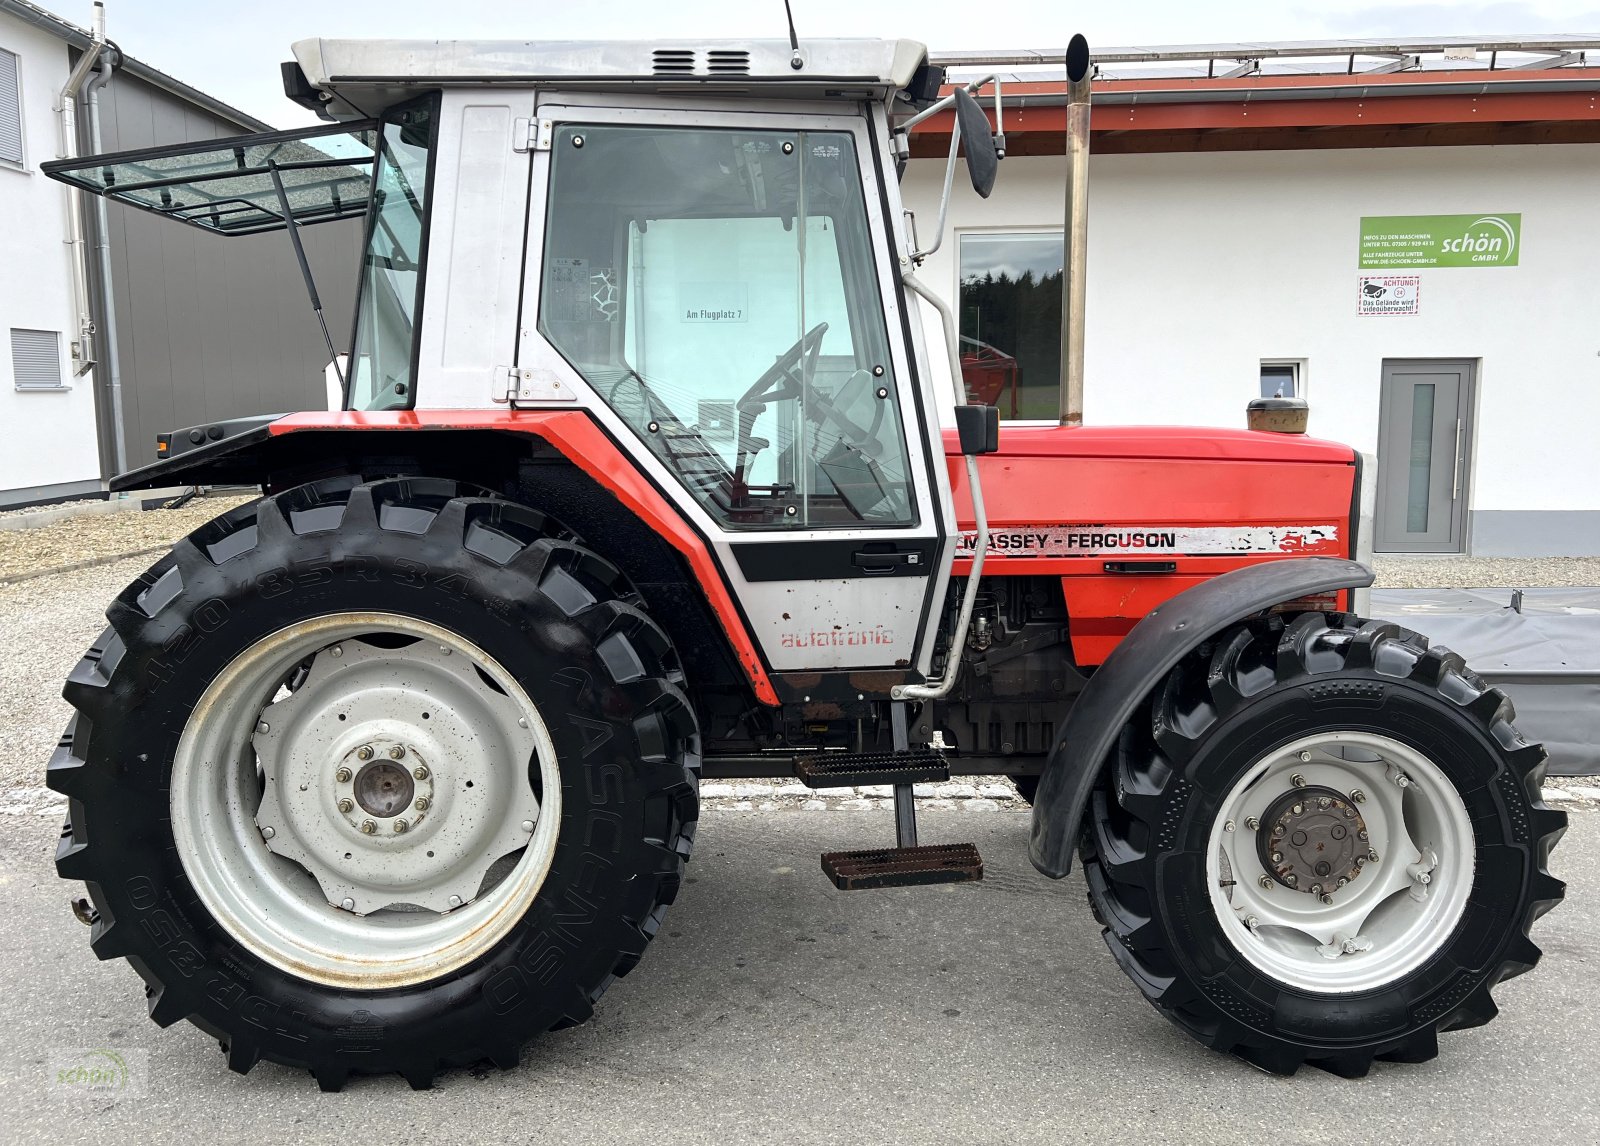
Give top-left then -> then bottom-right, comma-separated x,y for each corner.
0,497 -> 103,521
1372,554 -> 1600,588
0,555 -> 160,787
0,494 -> 255,584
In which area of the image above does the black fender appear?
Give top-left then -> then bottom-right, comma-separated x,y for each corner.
1028,557 -> 1374,878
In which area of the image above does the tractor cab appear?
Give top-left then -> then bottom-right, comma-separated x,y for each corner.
48,37 -> 998,689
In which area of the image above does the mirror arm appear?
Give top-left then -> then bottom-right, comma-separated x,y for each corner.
910,119 -> 961,264
900,73 -> 995,131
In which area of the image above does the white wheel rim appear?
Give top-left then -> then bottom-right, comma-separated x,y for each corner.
1205,730 -> 1475,994
170,612 -> 562,990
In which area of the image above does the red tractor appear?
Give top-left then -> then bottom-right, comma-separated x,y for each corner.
43,33 -> 1562,1089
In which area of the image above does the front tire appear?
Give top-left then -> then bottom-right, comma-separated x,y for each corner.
1083,611 -> 1565,1075
48,477 -> 699,1089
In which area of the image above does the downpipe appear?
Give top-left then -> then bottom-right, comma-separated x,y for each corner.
85,44 -> 126,475
55,0 -> 106,378
893,271 -> 989,703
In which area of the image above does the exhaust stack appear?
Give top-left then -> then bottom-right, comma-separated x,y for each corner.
1058,34 -> 1091,427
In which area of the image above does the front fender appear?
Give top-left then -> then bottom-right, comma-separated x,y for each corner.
1028,557 -> 1374,878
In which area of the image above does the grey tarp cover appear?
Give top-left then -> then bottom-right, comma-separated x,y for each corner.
1372,587 -> 1600,776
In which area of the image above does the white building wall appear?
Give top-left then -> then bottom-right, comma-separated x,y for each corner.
0,14 -> 101,503
904,143 -> 1600,554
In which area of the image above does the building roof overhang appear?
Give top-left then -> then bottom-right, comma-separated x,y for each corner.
913,39 -> 1600,154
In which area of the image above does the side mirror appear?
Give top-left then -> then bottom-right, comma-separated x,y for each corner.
952,88 -> 998,199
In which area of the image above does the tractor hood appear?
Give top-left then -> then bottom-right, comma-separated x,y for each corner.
942,424 -> 1362,666
941,423 -> 1357,464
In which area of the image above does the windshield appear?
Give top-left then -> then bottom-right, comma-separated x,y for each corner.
539,123 -> 914,530
347,98 -> 438,411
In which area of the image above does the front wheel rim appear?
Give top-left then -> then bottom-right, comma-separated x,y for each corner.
1205,730 -> 1475,994
170,612 -> 563,990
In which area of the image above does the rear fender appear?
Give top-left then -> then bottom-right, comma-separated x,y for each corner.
1029,557 -> 1374,878
111,410 -> 779,706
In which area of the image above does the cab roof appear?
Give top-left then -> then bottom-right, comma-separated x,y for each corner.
288,37 -> 933,120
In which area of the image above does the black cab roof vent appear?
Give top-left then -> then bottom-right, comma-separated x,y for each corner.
706,49 -> 752,74
652,49 -> 697,75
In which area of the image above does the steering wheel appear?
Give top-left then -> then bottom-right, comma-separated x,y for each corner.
734,323 -> 879,475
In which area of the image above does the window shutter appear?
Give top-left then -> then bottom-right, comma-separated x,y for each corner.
0,49 -> 22,167
11,329 -> 64,389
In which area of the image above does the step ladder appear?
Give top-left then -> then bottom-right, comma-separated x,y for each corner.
796,703 -> 983,891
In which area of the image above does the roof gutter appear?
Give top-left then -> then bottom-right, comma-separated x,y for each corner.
54,0 -> 104,377
931,37 -> 1600,68
922,75 -> 1600,114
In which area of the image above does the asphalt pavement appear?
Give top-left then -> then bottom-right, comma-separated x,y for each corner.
1,805 -> 1592,1145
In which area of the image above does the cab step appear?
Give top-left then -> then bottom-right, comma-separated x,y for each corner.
820,843 -> 983,891
793,750 -> 949,789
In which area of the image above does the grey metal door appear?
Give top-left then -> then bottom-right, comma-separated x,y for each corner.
1376,360 -> 1474,553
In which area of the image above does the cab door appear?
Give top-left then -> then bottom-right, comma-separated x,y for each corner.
515,104 -> 950,679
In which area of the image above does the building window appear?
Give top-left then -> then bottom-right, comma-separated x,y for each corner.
0,47 -> 22,169
958,231 -> 1062,420
11,329 -> 65,389
1260,361 -> 1302,398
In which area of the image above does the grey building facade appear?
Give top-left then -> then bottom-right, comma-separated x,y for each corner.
2,0 -> 359,503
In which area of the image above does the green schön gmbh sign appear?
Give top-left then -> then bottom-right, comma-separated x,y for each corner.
1359,214 -> 1521,268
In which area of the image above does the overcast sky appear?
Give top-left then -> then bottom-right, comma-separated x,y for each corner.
74,0 -> 1600,128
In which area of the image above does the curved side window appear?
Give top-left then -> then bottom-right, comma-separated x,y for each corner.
539,125 -> 915,530
347,97 -> 438,411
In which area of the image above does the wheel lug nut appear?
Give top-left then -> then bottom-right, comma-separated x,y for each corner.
335,766 -> 353,783
1291,773 -> 1307,788
261,826 -> 276,840
1258,876 -> 1274,890
1298,751 -> 1312,764
388,745 -> 406,760
1291,804 -> 1303,816
447,894 -> 464,908
1271,851 -> 1283,863
1321,894 -> 1334,905
1337,877 -> 1349,887
338,798 -> 354,813
356,746 -> 373,762
393,818 -> 409,834
341,897 -> 355,911
413,765 -> 429,781
1224,820 -> 1236,833
360,819 -> 376,835
1358,829 -> 1369,840
1311,884 -> 1323,896
256,720 -> 270,735
1350,788 -> 1366,803
1245,817 -> 1260,832
1318,797 -> 1331,809
330,645 -> 343,658
520,819 -> 535,833
1368,849 -> 1379,862
1285,874 -> 1298,886
414,796 -> 431,812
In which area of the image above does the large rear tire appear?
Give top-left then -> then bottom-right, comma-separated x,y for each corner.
48,477 -> 699,1090
1082,611 -> 1565,1075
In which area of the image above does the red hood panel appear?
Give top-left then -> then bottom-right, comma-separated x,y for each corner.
942,423 -> 1356,465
